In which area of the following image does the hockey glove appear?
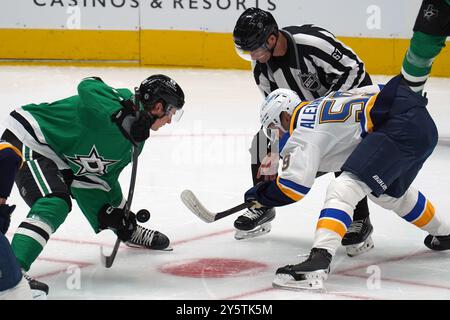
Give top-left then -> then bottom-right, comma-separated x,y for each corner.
130,111 -> 153,142
0,204 -> 15,234
112,100 -> 155,145
98,204 -> 137,242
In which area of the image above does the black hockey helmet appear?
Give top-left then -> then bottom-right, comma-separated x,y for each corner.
233,7 -> 278,52
136,74 -> 185,120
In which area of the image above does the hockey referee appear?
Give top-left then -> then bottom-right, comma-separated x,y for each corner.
232,7 -> 374,257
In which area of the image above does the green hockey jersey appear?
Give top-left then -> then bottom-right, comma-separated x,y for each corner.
5,77 -> 144,230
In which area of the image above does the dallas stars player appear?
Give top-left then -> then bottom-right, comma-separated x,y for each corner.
1,74 -> 185,298
401,0 -> 449,94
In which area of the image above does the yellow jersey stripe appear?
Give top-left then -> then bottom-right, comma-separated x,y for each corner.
363,93 -> 378,134
413,200 -> 435,228
0,143 -> 23,160
289,101 -> 310,135
316,218 -> 347,238
276,176 -> 304,201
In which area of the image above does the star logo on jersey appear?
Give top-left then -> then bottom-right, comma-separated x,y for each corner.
423,4 -> 438,21
299,72 -> 321,91
65,145 -> 118,176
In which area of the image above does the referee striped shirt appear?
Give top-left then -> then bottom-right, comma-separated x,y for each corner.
253,24 -> 371,100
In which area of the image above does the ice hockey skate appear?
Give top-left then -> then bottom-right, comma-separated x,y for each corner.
125,225 -> 172,251
341,217 -> 374,257
22,271 -> 49,300
234,207 -> 275,240
272,248 -> 332,291
424,234 -> 450,251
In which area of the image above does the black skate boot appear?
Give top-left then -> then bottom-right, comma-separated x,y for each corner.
272,248 -> 332,291
341,217 -> 374,257
424,234 -> 450,251
22,271 -> 49,300
234,207 -> 275,240
126,225 -> 172,251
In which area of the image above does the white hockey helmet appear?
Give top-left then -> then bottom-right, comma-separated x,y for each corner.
260,88 -> 301,140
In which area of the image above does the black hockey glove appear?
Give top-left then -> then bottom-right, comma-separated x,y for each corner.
130,111 -> 153,142
98,204 -> 137,242
0,204 -> 15,234
112,99 -> 155,145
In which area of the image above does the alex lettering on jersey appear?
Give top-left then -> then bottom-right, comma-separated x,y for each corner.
298,98 -> 323,130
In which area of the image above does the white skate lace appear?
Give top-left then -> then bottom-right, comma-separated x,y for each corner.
130,225 -> 156,247
242,208 -> 265,220
21,269 -> 49,298
22,271 -> 34,282
347,220 -> 364,234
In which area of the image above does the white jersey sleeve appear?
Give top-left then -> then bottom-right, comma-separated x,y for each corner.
276,130 -> 323,201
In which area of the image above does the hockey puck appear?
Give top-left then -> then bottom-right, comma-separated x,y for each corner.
136,209 -> 151,223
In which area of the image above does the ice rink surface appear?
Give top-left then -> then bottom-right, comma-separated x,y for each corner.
1,66 -> 449,300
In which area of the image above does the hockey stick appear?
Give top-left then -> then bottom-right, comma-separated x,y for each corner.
101,144 -> 139,268
180,189 -> 253,223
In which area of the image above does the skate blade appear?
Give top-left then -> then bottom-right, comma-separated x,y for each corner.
272,273 -> 326,292
234,222 -> 272,240
31,290 -> 48,300
345,236 -> 374,257
125,243 -> 173,251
